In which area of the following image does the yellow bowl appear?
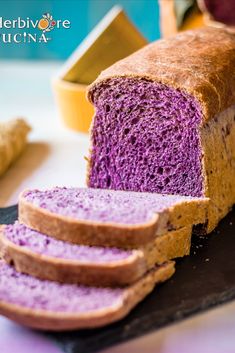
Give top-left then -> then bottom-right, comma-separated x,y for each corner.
52,6 -> 148,134
53,78 -> 94,133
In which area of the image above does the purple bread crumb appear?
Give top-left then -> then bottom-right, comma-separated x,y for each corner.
0,262 -> 123,312
4,222 -> 133,262
23,187 -> 196,225
89,78 -> 203,197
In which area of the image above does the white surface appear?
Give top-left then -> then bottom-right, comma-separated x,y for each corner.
101,301 -> 235,353
0,61 -> 235,353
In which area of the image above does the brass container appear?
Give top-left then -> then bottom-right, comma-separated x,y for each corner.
53,6 -> 148,133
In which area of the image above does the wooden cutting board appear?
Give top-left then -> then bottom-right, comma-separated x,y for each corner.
0,205 -> 235,353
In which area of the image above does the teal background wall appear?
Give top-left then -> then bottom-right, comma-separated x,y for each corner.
0,0 -> 160,60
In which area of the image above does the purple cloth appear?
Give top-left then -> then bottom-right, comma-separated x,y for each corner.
0,317 -> 61,353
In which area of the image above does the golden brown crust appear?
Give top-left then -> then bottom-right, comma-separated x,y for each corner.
142,226 -> 192,268
87,27 -> 235,124
200,105 -> 235,231
0,262 -> 175,331
18,192 -> 208,248
0,225 -> 191,286
166,199 -> 209,231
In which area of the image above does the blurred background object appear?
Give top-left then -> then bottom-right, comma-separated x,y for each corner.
159,0 -> 204,38
59,6 -> 148,85
198,0 -> 235,29
53,6 -> 148,133
159,0 -> 178,38
159,0 -> 235,39
0,119 -> 31,177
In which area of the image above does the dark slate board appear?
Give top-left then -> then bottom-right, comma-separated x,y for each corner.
1,205 -> 235,353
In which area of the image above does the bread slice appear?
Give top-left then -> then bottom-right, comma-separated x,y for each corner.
87,27 -> 235,233
0,118 -> 31,177
19,187 -> 208,247
0,261 -> 174,331
0,222 -> 191,286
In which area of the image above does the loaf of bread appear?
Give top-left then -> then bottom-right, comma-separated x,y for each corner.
0,261 -> 174,331
19,187 -> 208,248
4,28 -> 233,331
87,27 -> 235,232
0,222 -> 191,286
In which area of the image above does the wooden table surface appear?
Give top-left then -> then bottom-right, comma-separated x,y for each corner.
0,61 -> 235,353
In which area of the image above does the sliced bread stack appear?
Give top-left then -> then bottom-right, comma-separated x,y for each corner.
0,187 -> 209,330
